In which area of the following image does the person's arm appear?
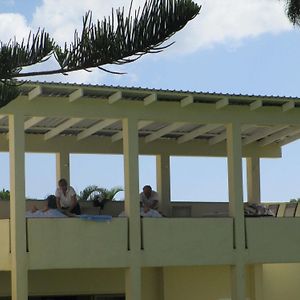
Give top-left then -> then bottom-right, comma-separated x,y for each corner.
56,197 -> 62,209
150,199 -> 159,209
68,194 -> 77,212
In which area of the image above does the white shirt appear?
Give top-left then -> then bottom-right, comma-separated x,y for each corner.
55,186 -> 76,208
140,208 -> 162,218
139,190 -> 160,207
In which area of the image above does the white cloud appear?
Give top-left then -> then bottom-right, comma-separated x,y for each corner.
0,0 -> 293,84
31,0 -> 293,53
0,13 -> 30,43
171,0 -> 292,54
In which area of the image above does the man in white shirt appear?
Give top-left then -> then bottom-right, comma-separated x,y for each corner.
139,185 -> 160,209
55,178 -> 81,215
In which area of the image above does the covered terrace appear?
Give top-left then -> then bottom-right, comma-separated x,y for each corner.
0,81 -> 300,300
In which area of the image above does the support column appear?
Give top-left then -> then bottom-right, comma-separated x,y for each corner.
156,154 -> 171,215
9,113 -> 28,300
247,157 -> 263,299
55,151 -> 70,183
122,118 -> 141,300
246,157 -> 261,204
226,123 -> 246,300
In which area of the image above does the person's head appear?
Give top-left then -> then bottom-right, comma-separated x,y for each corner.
58,178 -> 68,193
143,185 -> 152,198
46,195 -> 57,209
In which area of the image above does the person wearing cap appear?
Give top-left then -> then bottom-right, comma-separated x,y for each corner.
55,178 -> 81,215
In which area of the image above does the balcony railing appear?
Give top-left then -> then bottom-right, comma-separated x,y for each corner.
246,218 -> 300,263
141,218 -> 234,266
27,218 -> 129,269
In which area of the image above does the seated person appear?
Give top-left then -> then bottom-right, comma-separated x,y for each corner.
55,178 -> 81,215
139,185 -> 160,210
26,195 -> 67,218
140,203 -> 162,218
118,203 -> 162,218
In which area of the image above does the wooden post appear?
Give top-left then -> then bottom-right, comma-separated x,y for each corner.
9,113 -> 28,300
56,151 -> 70,184
246,157 -> 261,204
122,118 -> 141,300
226,122 -> 246,300
156,154 -> 171,215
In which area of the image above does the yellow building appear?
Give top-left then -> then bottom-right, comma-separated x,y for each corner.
0,81 -> 300,300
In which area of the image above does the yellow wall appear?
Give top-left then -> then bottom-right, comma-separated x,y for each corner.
263,263 -> 300,300
0,268 -> 163,298
163,265 -> 253,300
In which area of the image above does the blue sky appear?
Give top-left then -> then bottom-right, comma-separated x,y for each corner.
0,0 -> 300,202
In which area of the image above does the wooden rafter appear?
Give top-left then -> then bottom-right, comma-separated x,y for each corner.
44,118 -> 83,140
111,120 -> 153,142
77,119 -> 119,140
24,117 -> 45,130
145,122 -> 186,143
177,124 -> 221,144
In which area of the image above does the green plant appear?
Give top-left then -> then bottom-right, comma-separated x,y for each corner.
0,189 -> 10,201
78,185 -> 123,210
290,198 -> 300,203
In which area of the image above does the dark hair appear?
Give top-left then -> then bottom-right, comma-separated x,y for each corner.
143,185 -> 152,190
58,178 -> 68,186
46,195 -> 57,209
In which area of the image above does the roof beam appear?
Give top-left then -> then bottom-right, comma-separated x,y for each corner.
108,91 -> 122,104
242,125 -> 289,145
259,127 -> 300,146
145,122 -> 186,143
24,117 -> 45,130
0,115 -> 6,121
250,100 -> 263,111
44,118 -> 83,140
144,93 -> 157,106
180,95 -> 194,107
69,88 -> 83,102
28,86 -> 42,101
111,120 -> 153,142
282,100 -> 295,112
209,125 -> 253,145
77,119 -> 118,141
216,98 -> 229,110
177,124 -> 221,144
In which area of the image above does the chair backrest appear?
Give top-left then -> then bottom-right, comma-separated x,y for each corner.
284,203 -> 298,217
267,204 -> 280,217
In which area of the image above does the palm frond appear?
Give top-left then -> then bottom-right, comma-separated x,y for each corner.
285,0 -> 300,26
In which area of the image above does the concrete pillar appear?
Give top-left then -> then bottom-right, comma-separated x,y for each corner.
55,151 -> 70,184
122,118 -> 141,300
156,154 -> 171,215
247,158 -> 263,299
9,113 -> 28,300
246,157 -> 261,204
226,123 -> 246,300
